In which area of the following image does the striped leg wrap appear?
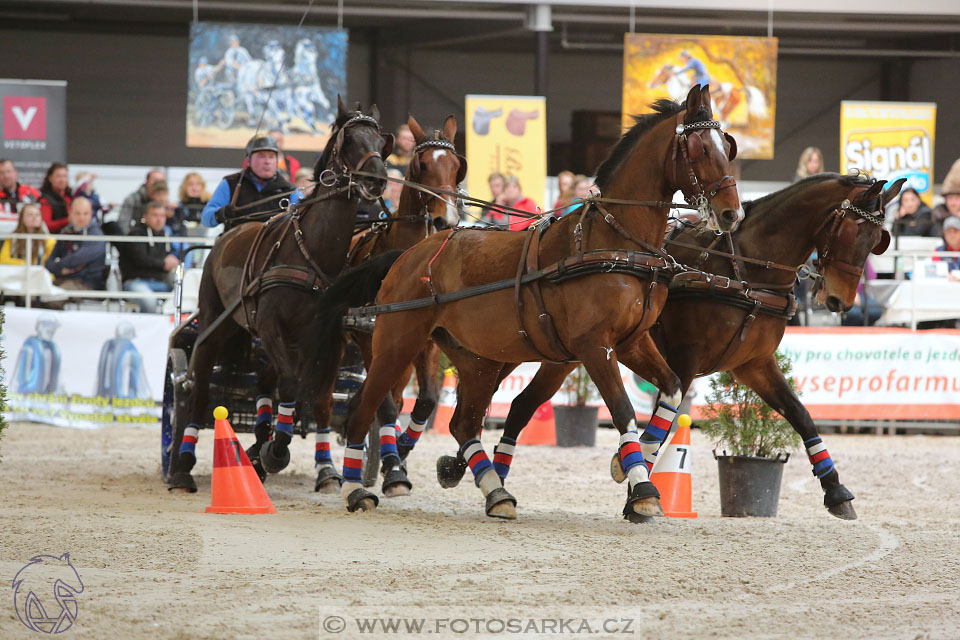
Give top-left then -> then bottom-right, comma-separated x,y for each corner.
461,439 -> 500,495
341,443 -> 365,499
805,436 -> 835,478
492,436 -> 517,480
255,395 -> 273,428
275,402 -> 295,437
179,424 -> 199,456
380,424 -> 400,465
619,431 -> 650,490
315,428 -> 333,468
397,417 -> 426,449
641,401 -> 677,472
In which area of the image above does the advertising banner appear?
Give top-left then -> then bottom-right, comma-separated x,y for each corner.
1,308 -> 172,428
186,22 -> 347,151
465,94 -> 547,211
622,34 -> 777,159
840,101 -> 937,205
0,79 -> 67,225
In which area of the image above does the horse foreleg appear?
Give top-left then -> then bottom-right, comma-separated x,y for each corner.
313,388 -> 341,493
731,355 -> 856,520
395,342 -> 440,461
258,376 -> 297,475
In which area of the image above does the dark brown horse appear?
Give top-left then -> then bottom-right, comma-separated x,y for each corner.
454,173 -> 904,520
311,114 -> 467,493
166,99 -> 393,493
307,85 -> 742,519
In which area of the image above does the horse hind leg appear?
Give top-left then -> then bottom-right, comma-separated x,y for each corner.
245,360 -> 278,483
258,375 -> 298,475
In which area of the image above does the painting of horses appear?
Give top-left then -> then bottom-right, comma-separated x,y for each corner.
622,33 -> 777,159
186,22 -> 347,151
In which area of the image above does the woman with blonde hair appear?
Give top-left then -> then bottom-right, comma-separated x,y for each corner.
553,170 -> 575,209
1,203 -> 56,265
794,146 -> 824,182
175,172 -> 211,225
557,175 -> 591,215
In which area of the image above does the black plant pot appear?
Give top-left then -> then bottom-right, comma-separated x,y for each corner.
553,405 -> 598,447
714,452 -> 790,517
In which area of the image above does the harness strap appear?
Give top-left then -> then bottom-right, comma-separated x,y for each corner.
422,228 -> 457,296
700,300 -> 762,376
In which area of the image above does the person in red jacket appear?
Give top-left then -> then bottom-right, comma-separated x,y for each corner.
0,159 -> 40,215
497,177 -> 539,230
38,162 -> 73,233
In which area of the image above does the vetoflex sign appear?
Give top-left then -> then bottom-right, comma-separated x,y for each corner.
0,79 -> 67,188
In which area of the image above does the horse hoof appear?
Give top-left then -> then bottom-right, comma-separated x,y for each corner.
624,481 -> 663,517
624,512 -> 657,524
167,472 -> 197,494
382,466 -> 412,497
346,487 -> 379,513
485,487 -> 518,520
436,454 -> 467,489
610,452 -> 626,484
827,500 -> 857,520
631,497 -> 664,517
259,440 -> 291,474
314,467 -> 342,493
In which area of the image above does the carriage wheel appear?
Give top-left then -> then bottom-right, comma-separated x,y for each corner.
362,421 -> 380,488
194,92 -> 213,127
215,92 -> 235,129
161,348 -> 189,482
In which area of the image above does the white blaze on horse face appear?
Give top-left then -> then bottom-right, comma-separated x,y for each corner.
432,149 -> 448,163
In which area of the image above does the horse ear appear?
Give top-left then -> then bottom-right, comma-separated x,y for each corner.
337,94 -> 347,116
872,228 -> 891,255
723,132 -> 738,161
408,151 -> 420,178
699,85 -> 712,116
882,177 -> 907,206
684,85 -> 703,121
686,132 -> 704,160
456,154 -> 468,185
381,133 -> 395,160
442,115 -> 457,142
367,104 -> 380,122
408,115 -> 426,143
861,179 -> 886,202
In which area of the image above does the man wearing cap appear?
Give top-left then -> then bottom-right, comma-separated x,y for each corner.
201,135 -> 298,232
932,158 -> 960,237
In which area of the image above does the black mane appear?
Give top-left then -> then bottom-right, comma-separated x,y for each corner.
594,99 -> 710,190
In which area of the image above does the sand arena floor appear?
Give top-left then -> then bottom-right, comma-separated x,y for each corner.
1,422 -> 959,639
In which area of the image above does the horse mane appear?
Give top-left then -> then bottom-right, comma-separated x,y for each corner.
312,110 -> 366,184
594,98 -> 710,191
743,173 -> 875,217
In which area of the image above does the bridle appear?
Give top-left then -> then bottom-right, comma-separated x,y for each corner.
809,188 -> 887,297
408,136 -> 465,231
316,113 -> 390,201
670,114 -> 738,233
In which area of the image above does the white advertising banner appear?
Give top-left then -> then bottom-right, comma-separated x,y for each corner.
1,308 -> 172,428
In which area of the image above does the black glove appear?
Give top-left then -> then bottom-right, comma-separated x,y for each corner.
214,205 -> 235,224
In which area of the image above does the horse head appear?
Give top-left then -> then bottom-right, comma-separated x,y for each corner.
406,114 -> 465,227
670,84 -> 743,233
815,176 -> 905,313
314,97 -> 392,201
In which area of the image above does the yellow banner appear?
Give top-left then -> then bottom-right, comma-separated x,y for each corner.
840,101 -> 937,206
465,94 -> 546,209
623,33 -> 777,159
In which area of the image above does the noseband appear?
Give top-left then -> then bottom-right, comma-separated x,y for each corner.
810,190 -> 885,295
670,116 -> 738,231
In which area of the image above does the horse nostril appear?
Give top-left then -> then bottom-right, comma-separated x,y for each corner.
826,295 -> 843,312
721,209 -> 739,224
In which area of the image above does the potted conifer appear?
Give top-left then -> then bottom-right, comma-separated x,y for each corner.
701,352 -> 802,517
552,364 -> 599,447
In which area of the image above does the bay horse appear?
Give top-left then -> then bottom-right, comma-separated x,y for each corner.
308,84 -> 742,518
166,98 -> 393,493
310,114 -> 467,493
450,173 -> 904,521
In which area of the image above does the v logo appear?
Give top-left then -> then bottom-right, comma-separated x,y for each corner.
12,106 -> 38,131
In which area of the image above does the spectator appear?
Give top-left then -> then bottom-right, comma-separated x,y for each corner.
383,168 -> 404,211
38,162 -> 73,233
793,147 -> 824,182
482,172 -> 507,224
73,172 -> 111,224
0,158 -> 40,215
932,158 -> 960,238
497,177 -> 538,230
386,124 -> 415,173
202,136 -> 298,231
293,167 -> 314,193
933,217 -> 960,281
268,128 -> 301,180
887,187 -> 935,237
0,203 -> 55,265
174,172 -> 211,226
109,168 -> 164,236
118,201 -> 179,313
553,170 -> 575,209
45,196 -> 106,291
561,176 -> 593,216
145,180 -> 179,235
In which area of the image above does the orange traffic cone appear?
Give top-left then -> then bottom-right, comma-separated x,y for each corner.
649,414 -> 697,518
206,406 -> 277,514
432,370 -> 458,435
516,401 -> 556,446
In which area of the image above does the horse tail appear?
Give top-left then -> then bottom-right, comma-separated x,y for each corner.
298,250 -> 405,399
